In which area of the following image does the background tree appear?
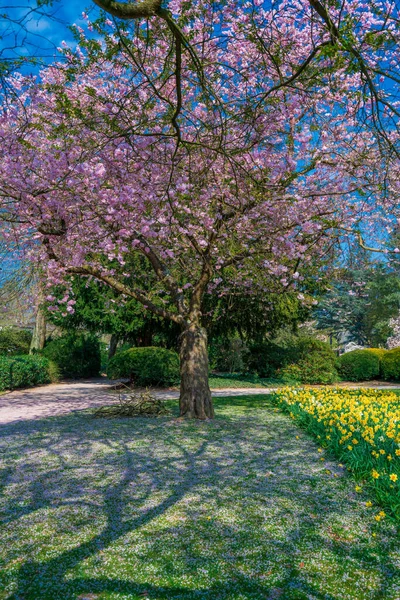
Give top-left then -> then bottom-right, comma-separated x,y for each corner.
314,263 -> 400,347
48,274 -> 180,356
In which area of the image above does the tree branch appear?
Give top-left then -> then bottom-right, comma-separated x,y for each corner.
67,265 -> 185,325
92,0 -> 162,19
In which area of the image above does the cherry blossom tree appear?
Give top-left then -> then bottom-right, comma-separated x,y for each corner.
1,0 -> 400,417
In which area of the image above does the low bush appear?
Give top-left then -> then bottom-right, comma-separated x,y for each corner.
381,348 -> 400,381
280,353 -> 339,385
43,333 -> 101,379
249,336 -> 338,384
366,348 -> 387,377
107,346 -> 180,386
338,349 -> 381,382
0,327 -> 32,356
366,348 -> 387,361
0,355 -> 59,391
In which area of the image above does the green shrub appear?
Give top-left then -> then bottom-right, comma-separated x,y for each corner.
43,333 -> 101,379
338,349 -> 380,382
294,337 -> 337,363
366,348 -> 387,361
247,342 -> 295,377
0,355 -> 59,391
0,327 -> 32,356
280,353 -> 339,385
381,348 -> 400,381
107,346 -> 180,386
365,348 -> 386,377
248,336 -> 337,383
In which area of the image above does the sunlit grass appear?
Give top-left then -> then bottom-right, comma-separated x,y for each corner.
208,373 -> 280,388
0,395 -> 399,600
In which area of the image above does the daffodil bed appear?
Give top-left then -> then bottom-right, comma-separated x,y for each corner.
273,388 -> 400,521
0,395 -> 399,600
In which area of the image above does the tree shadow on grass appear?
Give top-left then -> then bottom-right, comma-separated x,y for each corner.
0,399 -> 399,600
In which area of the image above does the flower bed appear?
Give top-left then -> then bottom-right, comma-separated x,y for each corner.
273,388 -> 400,520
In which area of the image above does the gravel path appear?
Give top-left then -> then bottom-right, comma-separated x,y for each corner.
0,379 -> 399,425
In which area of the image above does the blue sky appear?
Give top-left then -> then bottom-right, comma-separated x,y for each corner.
0,1 -> 101,73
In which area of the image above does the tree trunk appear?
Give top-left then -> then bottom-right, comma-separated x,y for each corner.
30,305 -> 46,353
108,333 -> 119,359
179,324 -> 214,419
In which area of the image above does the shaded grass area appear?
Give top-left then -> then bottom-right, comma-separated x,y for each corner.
0,395 -> 399,600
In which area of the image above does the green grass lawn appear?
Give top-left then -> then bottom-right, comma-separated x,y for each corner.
208,373 -> 280,388
208,373 -> 400,390
0,396 -> 399,600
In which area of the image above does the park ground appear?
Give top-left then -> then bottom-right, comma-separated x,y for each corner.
0,383 -> 399,600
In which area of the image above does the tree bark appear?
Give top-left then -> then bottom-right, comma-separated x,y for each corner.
30,304 -> 46,353
108,333 -> 119,359
179,324 -> 214,419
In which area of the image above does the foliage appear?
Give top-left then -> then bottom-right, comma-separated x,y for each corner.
99,340 -> 109,373
0,355 -> 58,391
274,388 -> 400,520
366,348 -> 387,361
381,348 -> 400,381
42,332 -> 101,379
279,337 -> 339,384
280,357 -> 338,385
94,386 -> 169,418
46,269 -> 180,349
48,273 -> 315,362
107,346 -> 180,387
315,261 -> 400,347
338,349 -> 381,382
248,335 -> 337,384
0,327 -> 31,355
208,337 -> 249,373
205,290 -> 314,345
247,341 -> 295,378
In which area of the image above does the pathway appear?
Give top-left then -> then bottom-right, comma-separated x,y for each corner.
0,379 -> 399,425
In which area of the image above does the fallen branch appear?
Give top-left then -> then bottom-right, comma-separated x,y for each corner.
94,386 -> 169,418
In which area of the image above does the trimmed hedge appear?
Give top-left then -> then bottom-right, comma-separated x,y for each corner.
107,346 -> 180,386
338,349 -> 381,382
0,327 -> 32,356
381,348 -> 400,381
42,333 -> 101,379
366,348 -> 387,361
0,355 -> 59,391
